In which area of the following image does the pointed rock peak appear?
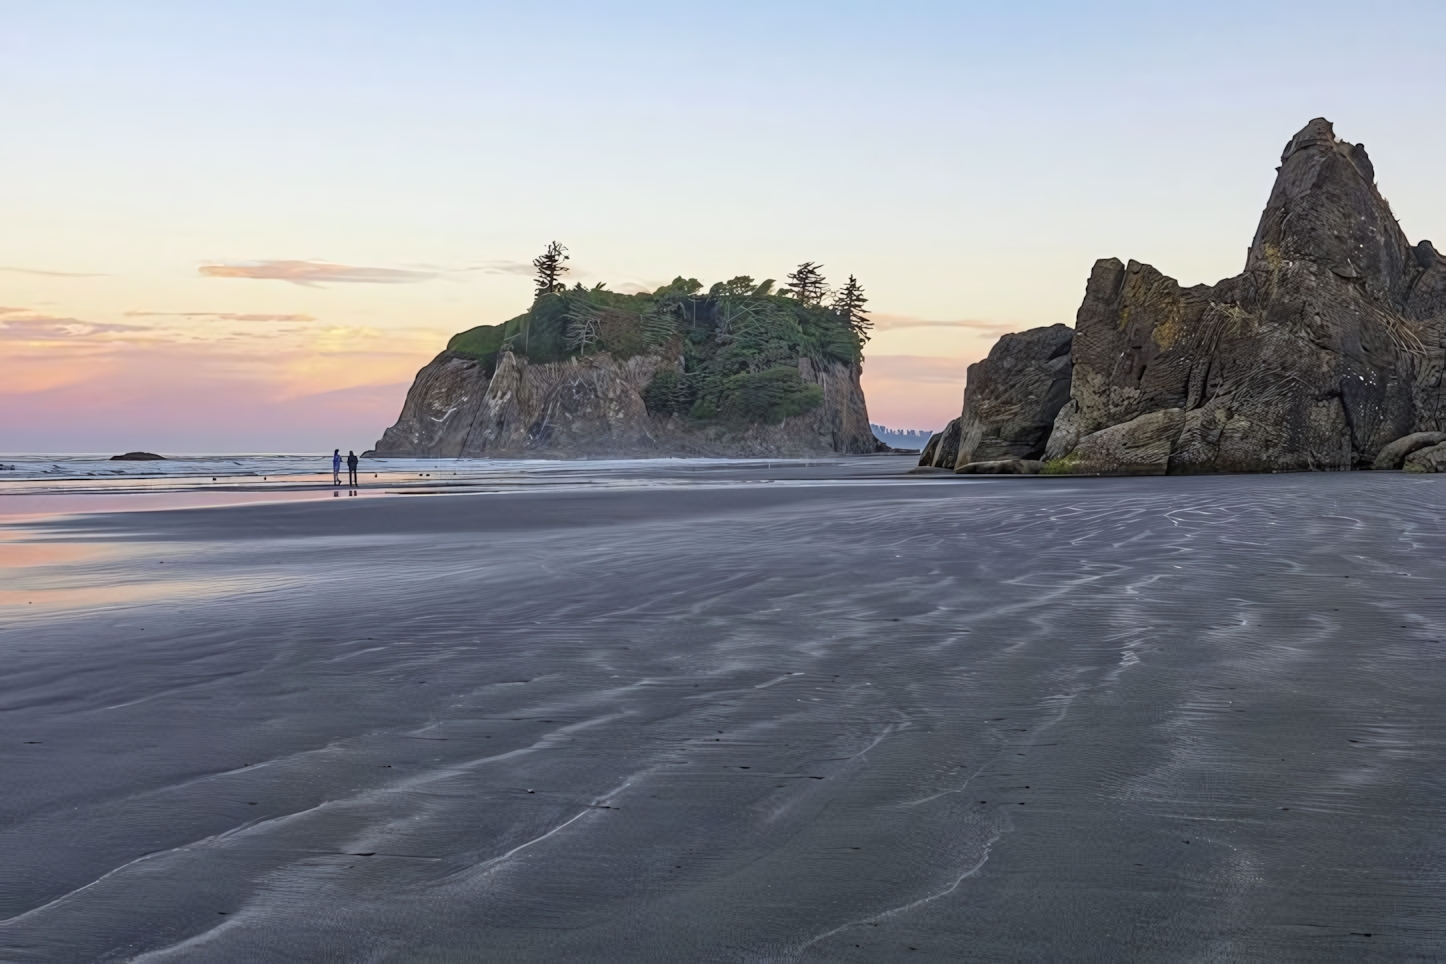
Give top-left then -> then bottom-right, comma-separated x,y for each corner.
1247,118 -> 1412,299
1279,117 -> 1375,182
1282,117 -> 1337,161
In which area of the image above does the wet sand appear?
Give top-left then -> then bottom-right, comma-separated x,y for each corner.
2,459 -> 1445,961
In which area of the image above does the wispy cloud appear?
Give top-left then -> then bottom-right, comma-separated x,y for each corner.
864,354 -> 973,383
199,260 -> 439,286
124,310 -> 317,322
463,259 -> 536,276
0,265 -> 106,278
870,313 -> 1021,334
0,308 -> 149,340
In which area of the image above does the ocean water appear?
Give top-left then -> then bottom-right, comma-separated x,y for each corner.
1,463 -> 1444,961
0,455 -> 883,519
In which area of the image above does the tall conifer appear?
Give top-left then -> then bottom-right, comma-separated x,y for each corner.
784,261 -> 828,306
832,274 -> 871,342
532,241 -> 569,298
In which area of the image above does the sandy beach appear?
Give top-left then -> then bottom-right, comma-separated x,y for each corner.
3,458 -> 1445,961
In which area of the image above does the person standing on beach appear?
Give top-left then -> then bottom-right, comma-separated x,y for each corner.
347,450 -> 359,487
332,449 -> 342,486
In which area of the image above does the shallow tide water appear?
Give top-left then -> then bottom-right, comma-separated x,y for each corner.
1,458 -> 1444,961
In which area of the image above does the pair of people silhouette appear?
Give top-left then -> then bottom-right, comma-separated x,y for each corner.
332,449 -> 359,487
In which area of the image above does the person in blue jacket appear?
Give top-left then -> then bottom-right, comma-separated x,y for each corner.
332,449 -> 342,486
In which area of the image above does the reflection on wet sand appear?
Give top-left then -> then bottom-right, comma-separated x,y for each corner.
0,529 -> 252,614
0,537 -> 108,569
0,581 -> 212,612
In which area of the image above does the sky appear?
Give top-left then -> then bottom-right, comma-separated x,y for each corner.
3,1 -> 1445,453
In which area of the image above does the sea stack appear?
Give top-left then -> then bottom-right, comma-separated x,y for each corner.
922,118 -> 1446,475
371,278 -> 884,459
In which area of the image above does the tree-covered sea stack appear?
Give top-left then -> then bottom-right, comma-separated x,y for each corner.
370,256 -> 883,458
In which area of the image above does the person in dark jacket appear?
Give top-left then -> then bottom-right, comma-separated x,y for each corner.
347,450 -> 359,487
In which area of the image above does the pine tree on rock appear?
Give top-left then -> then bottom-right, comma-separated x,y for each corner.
532,242 -> 569,298
785,261 -> 828,307
832,275 -> 872,342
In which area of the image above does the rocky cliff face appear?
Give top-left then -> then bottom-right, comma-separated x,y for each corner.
372,348 -> 880,459
923,119 -> 1446,475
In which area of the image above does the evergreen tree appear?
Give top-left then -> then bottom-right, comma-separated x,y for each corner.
532,241 -> 569,298
832,274 -> 872,342
784,261 -> 828,306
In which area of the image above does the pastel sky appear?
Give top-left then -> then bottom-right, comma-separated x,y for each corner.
3,1 -> 1445,453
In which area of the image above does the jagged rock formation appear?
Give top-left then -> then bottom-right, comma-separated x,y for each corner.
922,119 -> 1446,475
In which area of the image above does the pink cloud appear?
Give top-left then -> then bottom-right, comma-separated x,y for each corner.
199,260 -> 438,286
0,266 -> 105,278
869,313 -> 1021,335
0,308 -> 151,339
124,310 -> 318,322
462,260 -> 536,276
861,354 -> 972,432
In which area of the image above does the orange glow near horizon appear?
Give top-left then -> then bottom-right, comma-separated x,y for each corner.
1,287 -> 984,452
0,308 -> 448,452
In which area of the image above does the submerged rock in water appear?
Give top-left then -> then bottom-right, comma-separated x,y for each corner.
109,452 -> 167,461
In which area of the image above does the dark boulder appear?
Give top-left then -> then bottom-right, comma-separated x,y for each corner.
917,431 -> 941,466
917,417 -> 962,469
952,324 -> 1073,470
110,452 -> 166,461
